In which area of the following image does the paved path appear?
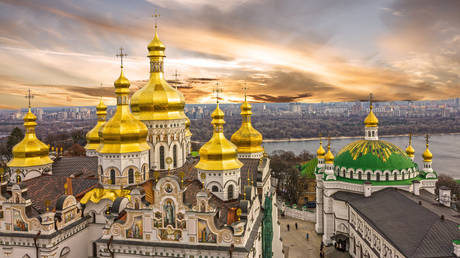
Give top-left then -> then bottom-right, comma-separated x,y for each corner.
279,216 -> 351,258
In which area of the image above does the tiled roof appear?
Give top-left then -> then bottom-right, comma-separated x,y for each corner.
20,156 -> 99,215
333,188 -> 460,257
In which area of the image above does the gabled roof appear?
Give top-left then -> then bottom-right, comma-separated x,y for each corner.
333,188 -> 460,257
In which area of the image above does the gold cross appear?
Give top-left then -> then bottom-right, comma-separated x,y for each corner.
369,93 -> 374,109
25,89 -> 34,109
116,47 -> 128,68
425,134 -> 430,146
409,133 -> 412,145
152,9 -> 160,29
242,83 -> 248,101
213,82 -> 222,104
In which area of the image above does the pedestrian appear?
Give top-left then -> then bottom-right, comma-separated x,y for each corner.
295,222 -> 298,230
287,224 -> 290,231
305,232 -> 309,240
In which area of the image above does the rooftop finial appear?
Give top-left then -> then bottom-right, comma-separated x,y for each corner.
25,89 -> 34,109
369,93 -> 374,110
115,47 -> 127,68
213,82 -> 222,104
153,9 -> 160,30
327,136 -> 331,150
409,133 -> 412,145
425,134 -> 429,147
319,133 -> 323,144
242,83 -> 248,102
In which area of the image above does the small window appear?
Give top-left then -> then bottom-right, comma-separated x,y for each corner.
212,186 -> 218,192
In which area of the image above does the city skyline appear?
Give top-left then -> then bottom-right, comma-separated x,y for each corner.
1,0 -> 460,109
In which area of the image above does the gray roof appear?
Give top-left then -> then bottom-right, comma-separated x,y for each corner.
332,188 -> 460,258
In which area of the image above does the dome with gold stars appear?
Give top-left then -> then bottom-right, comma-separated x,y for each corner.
195,104 -> 243,171
98,67 -> 149,154
231,99 -> 264,154
85,98 -> 107,152
8,108 -> 53,167
130,26 -> 186,121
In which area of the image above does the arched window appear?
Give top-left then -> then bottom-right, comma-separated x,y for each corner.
173,145 -> 177,168
212,186 -> 218,192
394,172 -> 398,180
128,168 -> 134,184
227,185 -> 234,200
350,171 -> 353,179
110,169 -> 116,184
160,146 -> 165,169
367,172 -> 371,181
402,172 -> 405,180
385,173 -> 389,181
376,173 -> 380,182
358,171 -> 362,180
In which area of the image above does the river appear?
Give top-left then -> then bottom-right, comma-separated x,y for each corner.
263,134 -> 460,179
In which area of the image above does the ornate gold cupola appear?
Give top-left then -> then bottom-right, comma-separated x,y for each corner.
97,49 -> 149,154
130,13 -> 186,121
8,90 -> 53,182
85,97 -> 107,156
364,93 -> 379,140
405,133 -> 415,161
231,86 -> 264,159
196,88 -> 243,171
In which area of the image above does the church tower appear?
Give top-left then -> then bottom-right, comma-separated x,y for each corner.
8,90 -> 53,182
97,49 -> 150,188
195,90 -> 243,201
231,87 -> 264,159
130,15 -> 189,171
364,94 -> 379,140
85,98 -> 107,157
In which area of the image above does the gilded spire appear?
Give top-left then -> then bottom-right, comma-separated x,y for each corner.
405,133 -> 415,158
130,10 -> 186,121
324,137 -> 334,164
8,90 -> 53,168
231,83 -> 264,154
196,87 -> 243,171
422,134 -> 433,162
364,93 -> 379,127
97,48 -> 149,154
317,134 -> 326,158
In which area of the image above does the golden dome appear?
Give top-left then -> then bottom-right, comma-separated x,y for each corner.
405,134 -> 415,158
422,144 -> 432,162
97,67 -> 149,154
130,27 -> 186,121
8,108 -> 53,167
317,140 -> 326,158
324,143 -> 334,164
185,116 -> 193,137
195,104 -> 243,171
231,99 -> 264,154
85,99 -> 107,151
364,104 -> 379,127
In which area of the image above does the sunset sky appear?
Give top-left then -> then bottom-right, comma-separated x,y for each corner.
1,0 -> 460,109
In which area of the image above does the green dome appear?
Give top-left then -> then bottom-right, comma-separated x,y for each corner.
334,140 -> 415,172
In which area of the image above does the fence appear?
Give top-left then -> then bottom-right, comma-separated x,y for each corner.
278,200 -> 316,222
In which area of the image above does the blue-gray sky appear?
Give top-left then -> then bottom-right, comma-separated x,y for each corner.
0,0 -> 459,108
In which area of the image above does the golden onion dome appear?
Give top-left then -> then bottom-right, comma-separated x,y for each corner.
317,140 -> 326,158
85,99 -> 107,151
324,144 -> 334,164
195,104 -> 243,171
364,104 -> 379,127
8,108 -> 53,167
97,67 -> 149,154
185,116 -> 193,137
231,99 -> 263,154
130,27 -> 186,121
405,134 -> 415,158
422,144 -> 433,162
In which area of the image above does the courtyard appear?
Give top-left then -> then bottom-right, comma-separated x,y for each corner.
279,216 -> 351,258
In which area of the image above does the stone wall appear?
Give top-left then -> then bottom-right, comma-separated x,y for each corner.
278,201 -> 316,222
